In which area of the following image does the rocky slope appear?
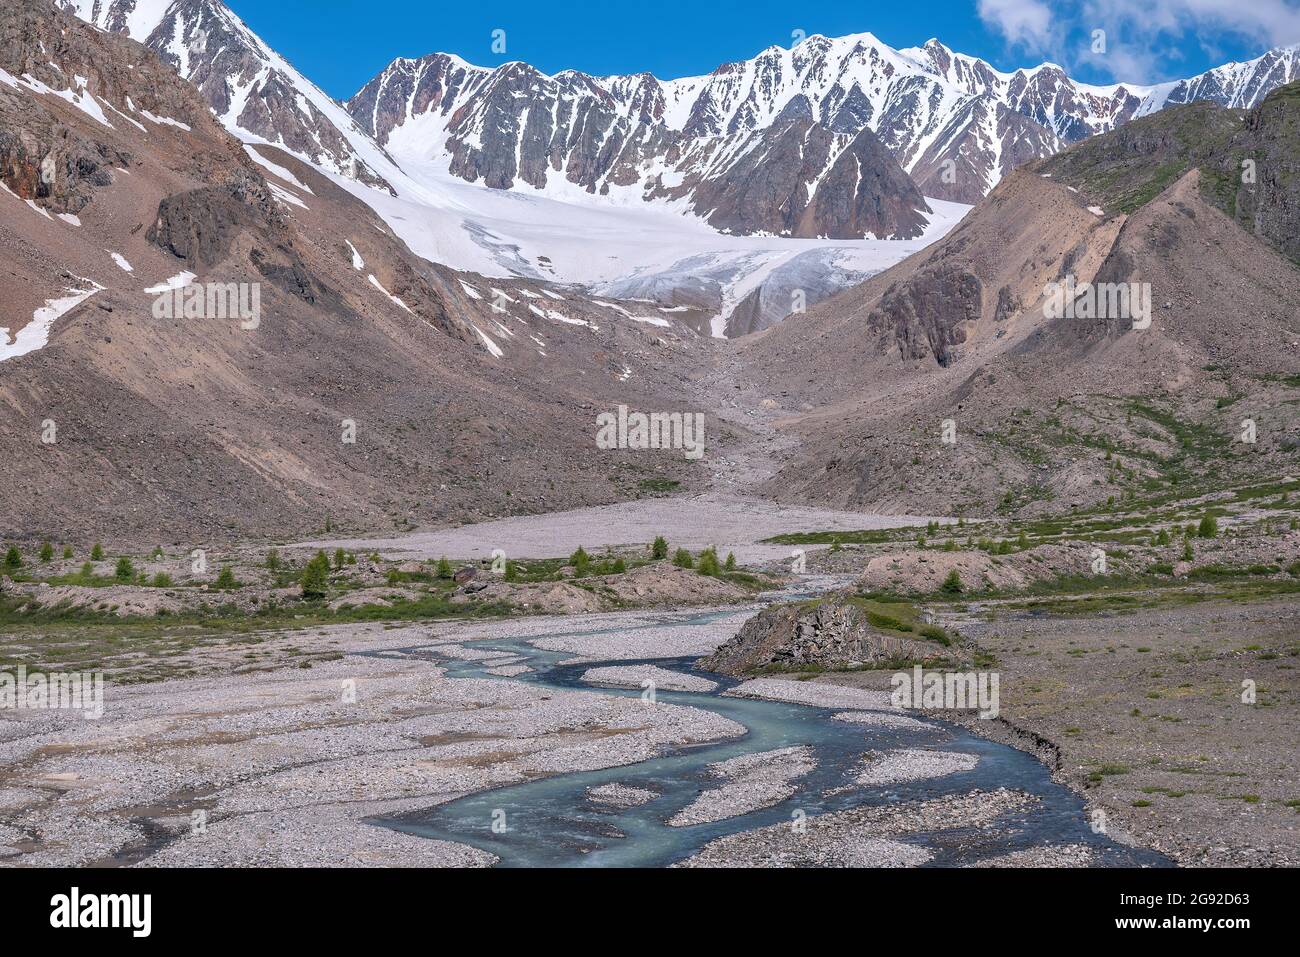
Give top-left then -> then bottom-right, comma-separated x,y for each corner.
1220,83 -> 1300,265
1039,81 -> 1300,267
735,95 -> 1300,517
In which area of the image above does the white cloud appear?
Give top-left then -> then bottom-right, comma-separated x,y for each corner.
1083,0 -> 1300,49
979,0 -> 1300,81
977,0 -> 1055,51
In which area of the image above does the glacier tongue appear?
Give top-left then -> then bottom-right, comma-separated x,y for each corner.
322,137 -> 971,338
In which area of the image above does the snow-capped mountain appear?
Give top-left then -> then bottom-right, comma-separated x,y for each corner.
57,0 -> 403,190
60,1 -> 1300,215
61,2 -> 1300,225
348,35 -> 1050,207
53,0 -> 1300,339
351,34 -> 1300,206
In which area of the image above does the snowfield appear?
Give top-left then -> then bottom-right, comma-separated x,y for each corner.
245,144 -> 315,194
320,154 -> 970,338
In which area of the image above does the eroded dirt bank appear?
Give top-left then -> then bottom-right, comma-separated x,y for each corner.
812,597 -> 1300,867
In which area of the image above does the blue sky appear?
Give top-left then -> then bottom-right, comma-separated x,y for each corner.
229,0 -> 1300,99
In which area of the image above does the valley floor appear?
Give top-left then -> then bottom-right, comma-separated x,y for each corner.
2,566 -> 1294,866
3,442 -> 1298,867
304,493 -> 948,567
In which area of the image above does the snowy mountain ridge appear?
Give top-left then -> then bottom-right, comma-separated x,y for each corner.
350,33 -> 1300,205
61,2 -> 1300,215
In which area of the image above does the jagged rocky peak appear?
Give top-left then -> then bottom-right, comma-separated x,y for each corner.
348,52 -> 492,149
686,115 -> 930,240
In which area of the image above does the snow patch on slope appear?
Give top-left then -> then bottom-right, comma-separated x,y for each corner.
144,271 -> 196,293
472,325 -> 504,358
267,181 -> 308,209
0,282 -> 102,362
368,274 -> 412,312
245,144 -> 314,193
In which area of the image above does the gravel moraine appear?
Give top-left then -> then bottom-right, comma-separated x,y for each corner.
580,665 -> 718,694
676,788 -> 1039,867
668,746 -> 816,827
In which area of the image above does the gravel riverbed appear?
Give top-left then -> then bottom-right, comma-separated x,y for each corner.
305,494 -> 941,567
0,619 -> 745,867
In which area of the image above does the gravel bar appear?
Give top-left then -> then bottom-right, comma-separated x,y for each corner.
586,783 -> 659,809
832,711 -> 945,732
668,746 -> 816,827
724,678 -> 896,710
676,788 -> 1038,867
853,749 -> 980,786
581,665 -> 718,694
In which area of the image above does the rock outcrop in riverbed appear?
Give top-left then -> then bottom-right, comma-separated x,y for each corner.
700,593 -> 963,677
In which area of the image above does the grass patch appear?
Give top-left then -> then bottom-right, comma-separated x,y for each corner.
763,528 -> 910,546
0,591 -> 520,678
637,478 -> 681,494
